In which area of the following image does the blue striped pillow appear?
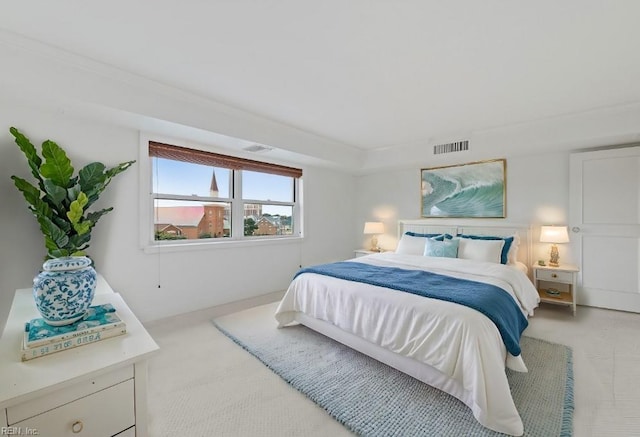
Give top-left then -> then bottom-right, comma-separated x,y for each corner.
405,232 -> 455,241
405,232 -> 443,240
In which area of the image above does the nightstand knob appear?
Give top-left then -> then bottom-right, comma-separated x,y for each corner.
71,420 -> 84,433
551,273 -> 558,278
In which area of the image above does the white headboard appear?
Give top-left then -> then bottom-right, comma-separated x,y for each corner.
397,219 -> 532,272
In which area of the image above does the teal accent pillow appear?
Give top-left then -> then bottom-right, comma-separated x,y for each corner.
424,237 -> 459,258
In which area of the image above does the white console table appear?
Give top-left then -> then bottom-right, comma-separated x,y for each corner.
0,276 -> 159,436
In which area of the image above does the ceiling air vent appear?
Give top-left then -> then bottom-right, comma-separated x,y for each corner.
243,144 -> 273,153
433,140 -> 469,155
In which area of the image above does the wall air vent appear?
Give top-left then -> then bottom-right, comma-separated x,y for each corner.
433,140 -> 469,155
243,144 -> 273,153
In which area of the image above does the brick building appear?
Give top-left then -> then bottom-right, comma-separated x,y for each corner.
255,216 -> 279,235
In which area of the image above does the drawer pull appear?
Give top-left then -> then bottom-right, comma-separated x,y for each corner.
551,273 -> 558,278
72,420 -> 84,433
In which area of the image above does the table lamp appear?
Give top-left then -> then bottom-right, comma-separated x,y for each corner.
363,222 -> 384,252
539,225 -> 569,267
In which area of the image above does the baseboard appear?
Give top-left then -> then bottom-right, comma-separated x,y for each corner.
144,290 -> 286,329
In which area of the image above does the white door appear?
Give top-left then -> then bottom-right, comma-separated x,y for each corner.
569,146 -> 640,312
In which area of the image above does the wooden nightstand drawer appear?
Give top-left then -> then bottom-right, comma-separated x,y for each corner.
536,269 -> 573,283
12,379 -> 134,436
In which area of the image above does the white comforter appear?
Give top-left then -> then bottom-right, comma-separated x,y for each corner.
275,252 -> 540,436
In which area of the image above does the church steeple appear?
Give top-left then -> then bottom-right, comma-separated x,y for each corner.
210,170 -> 219,198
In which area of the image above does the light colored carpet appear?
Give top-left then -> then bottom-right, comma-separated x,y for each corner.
213,304 -> 573,437
146,300 -> 354,437
146,299 -> 640,437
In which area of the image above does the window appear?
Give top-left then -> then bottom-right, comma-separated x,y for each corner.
148,141 -> 302,245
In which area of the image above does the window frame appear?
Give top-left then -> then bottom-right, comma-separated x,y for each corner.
139,134 -> 303,253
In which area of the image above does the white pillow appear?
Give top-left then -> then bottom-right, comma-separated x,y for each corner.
457,238 -> 505,264
395,234 -> 426,255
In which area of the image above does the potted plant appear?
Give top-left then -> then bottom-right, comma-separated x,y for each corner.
10,127 -> 135,325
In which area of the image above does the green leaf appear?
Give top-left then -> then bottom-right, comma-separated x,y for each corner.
86,207 -> 113,227
33,197 -> 55,221
79,160 -> 134,210
71,250 -> 86,257
44,236 -> 58,252
11,176 -> 41,207
37,216 -> 69,248
67,184 -> 81,202
43,179 -> 67,205
78,162 -> 106,193
10,127 -> 42,174
69,233 -> 91,249
67,192 -> 88,225
40,140 -> 74,187
27,161 -> 46,192
73,220 -> 92,236
10,127 -> 40,163
105,160 -> 135,179
49,248 -> 69,258
82,188 -> 101,210
50,214 -> 71,233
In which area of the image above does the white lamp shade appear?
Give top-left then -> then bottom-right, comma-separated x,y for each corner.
540,226 -> 569,243
363,222 -> 384,235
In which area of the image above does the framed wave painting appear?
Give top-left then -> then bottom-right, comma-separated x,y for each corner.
421,159 -> 506,218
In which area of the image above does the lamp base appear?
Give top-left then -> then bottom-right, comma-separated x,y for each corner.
549,244 -> 560,267
370,235 -> 380,252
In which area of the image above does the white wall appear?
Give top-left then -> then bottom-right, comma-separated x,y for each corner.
2,31 -> 634,334
0,100 -> 357,333
355,151 -> 573,264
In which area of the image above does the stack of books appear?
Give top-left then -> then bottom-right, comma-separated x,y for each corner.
21,303 -> 127,361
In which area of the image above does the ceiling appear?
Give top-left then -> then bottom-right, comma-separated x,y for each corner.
2,1 -> 640,158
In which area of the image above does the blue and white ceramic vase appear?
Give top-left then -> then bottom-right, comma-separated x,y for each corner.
33,256 -> 97,326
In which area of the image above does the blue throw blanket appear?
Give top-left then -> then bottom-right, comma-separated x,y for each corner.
295,261 -> 528,356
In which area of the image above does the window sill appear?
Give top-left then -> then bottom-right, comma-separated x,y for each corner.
142,236 -> 304,254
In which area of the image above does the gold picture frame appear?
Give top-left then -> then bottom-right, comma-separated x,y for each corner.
420,159 -> 506,218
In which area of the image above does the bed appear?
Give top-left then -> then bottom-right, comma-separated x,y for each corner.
275,221 -> 540,436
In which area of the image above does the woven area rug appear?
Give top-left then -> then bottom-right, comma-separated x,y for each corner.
213,306 -> 573,437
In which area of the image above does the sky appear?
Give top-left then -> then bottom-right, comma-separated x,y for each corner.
152,158 -> 294,215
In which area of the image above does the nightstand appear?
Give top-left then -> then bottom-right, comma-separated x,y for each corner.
532,264 -> 580,315
0,279 -> 159,435
354,249 -> 378,258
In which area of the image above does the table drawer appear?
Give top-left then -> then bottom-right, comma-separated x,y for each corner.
8,366 -> 133,424
12,379 -> 134,437
536,269 -> 573,283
